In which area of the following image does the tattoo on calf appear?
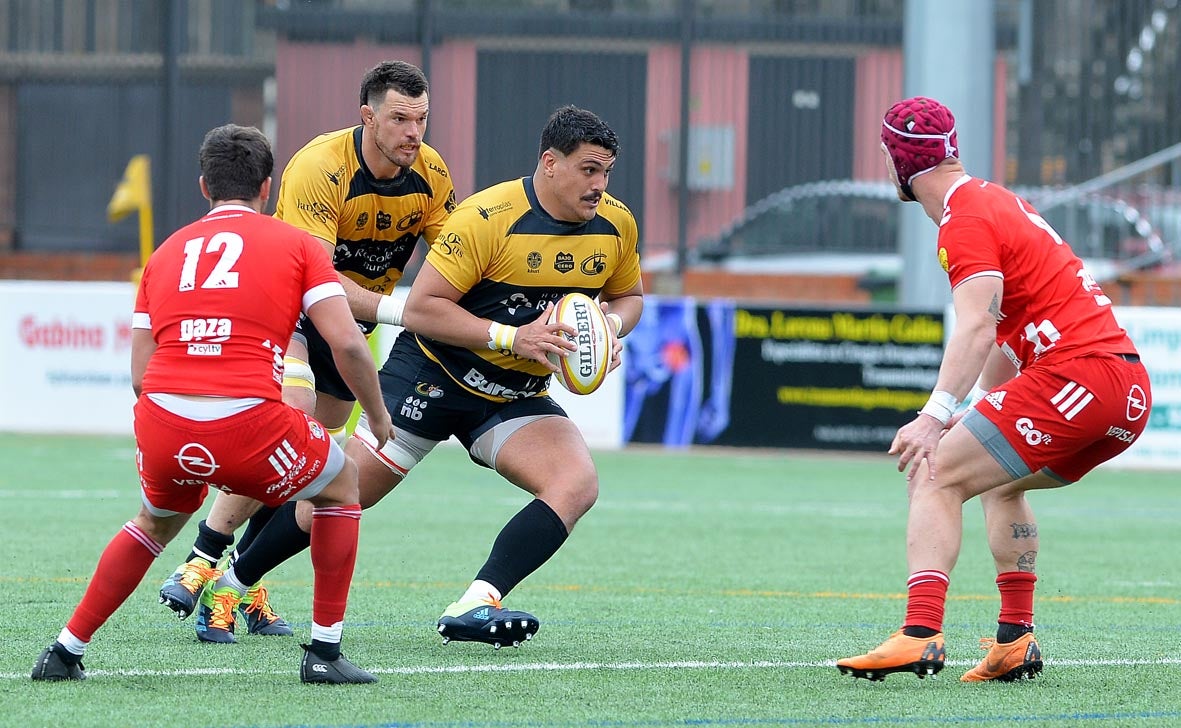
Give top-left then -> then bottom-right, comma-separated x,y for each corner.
1010,522 -> 1038,539
1017,550 -> 1037,572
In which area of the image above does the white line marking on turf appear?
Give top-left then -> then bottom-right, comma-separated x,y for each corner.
0,489 -> 123,499
8,656 -> 1181,680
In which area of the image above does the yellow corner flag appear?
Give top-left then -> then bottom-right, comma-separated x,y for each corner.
108,154 -> 155,272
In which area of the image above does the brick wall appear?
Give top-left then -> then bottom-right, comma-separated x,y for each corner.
0,252 -> 141,282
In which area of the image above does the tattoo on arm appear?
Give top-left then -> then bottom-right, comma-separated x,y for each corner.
1010,522 -> 1037,539
988,293 -> 1002,321
1017,550 -> 1037,572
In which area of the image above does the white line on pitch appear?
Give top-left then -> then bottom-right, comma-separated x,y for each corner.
7,656 -> 1181,681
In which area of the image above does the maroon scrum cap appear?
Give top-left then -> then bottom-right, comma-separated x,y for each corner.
881,96 -> 959,196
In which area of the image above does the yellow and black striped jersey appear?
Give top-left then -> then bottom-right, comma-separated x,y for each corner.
274,126 -> 456,301
414,175 -> 641,401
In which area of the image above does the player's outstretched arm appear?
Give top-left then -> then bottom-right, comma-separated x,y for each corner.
306,294 -> 394,449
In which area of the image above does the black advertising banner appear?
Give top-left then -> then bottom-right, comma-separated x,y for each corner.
624,298 -> 945,451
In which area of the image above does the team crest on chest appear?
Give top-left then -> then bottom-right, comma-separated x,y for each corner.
527,251 -> 542,272
580,251 -> 607,275
397,209 -> 423,231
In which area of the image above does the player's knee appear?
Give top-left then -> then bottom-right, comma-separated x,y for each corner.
558,468 -> 599,519
327,425 -> 349,447
310,455 -> 360,508
132,507 -> 189,545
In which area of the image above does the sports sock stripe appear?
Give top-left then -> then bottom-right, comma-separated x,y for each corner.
313,505 -> 362,520
121,521 -> 163,557
907,570 -> 949,586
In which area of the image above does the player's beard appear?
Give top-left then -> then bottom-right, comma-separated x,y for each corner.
376,137 -> 419,171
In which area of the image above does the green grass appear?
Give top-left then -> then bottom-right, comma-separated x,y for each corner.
1,434 -> 1179,728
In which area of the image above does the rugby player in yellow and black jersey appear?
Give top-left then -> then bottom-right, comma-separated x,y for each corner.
156,61 -> 454,637
276,61 -> 456,433
346,105 -> 644,647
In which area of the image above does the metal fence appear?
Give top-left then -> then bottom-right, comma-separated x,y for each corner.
0,0 -> 1178,279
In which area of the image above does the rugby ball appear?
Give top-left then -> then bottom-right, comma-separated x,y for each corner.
546,292 -> 611,395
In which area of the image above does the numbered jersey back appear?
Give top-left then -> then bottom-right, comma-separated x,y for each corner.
936,176 -> 1135,368
134,205 -> 340,399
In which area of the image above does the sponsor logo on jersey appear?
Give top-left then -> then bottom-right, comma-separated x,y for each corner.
462,368 -> 539,399
266,439 -> 308,495
397,209 -> 424,231
414,382 -> 444,398
437,232 -> 464,257
400,393 -> 429,421
476,201 -> 513,220
179,317 -> 231,342
334,239 -> 412,280
297,199 -> 332,224
175,442 -> 219,477
1126,384 -> 1147,422
445,189 -> 457,213
170,477 -> 229,490
1015,417 -> 1050,446
500,291 -> 532,316
554,252 -> 575,274
355,212 -> 369,229
527,251 -> 542,272
324,165 -> 345,186
376,211 -> 392,230
985,390 -> 1006,410
1050,381 -> 1094,421
308,420 -> 325,440
1105,425 -> 1136,443
187,343 -> 223,356
580,251 -> 607,275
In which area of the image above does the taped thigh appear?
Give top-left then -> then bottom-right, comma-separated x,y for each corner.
353,413 -> 441,477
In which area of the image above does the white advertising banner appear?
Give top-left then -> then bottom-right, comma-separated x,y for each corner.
1109,306 -> 1181,469
0,281 -> 137,434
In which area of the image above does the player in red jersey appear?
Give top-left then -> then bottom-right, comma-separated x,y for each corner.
30,124 -> 394,685
836,97 -> 1152,683
158,61 -> 457,638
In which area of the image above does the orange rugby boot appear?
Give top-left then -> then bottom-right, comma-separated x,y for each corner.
836,630 -> 946,681
960,633 -> 1043,682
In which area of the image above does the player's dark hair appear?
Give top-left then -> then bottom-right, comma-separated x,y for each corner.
198,124 -> 273,203
360,60 -> 429,107
539,105 -> 619,159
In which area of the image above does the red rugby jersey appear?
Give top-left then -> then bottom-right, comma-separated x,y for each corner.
134,205 -> 342,399
937,176 -> 1135,369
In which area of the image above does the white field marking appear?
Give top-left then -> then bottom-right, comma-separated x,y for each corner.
8,656 -> 1181,681
0,489 -> 124,499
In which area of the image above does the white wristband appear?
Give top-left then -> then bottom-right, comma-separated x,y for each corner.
487,321 -> 517,351
606,312 -> 624,337
376,295 -> 404,326
919,389 -> 960,426
966,385 -> 988,408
